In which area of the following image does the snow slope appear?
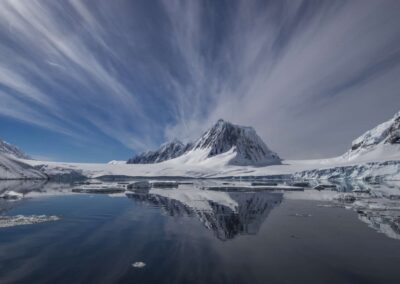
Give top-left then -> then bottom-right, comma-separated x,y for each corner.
0,154 -> 46,180
10,112 -> 400,180
188,119 -> 280,166
0,139 -> 30,159
21,151 -> 399,180
127,119 -> 280,166
127,140 -> 192,164
0,138 -> 46,180
343,111 -> 400,161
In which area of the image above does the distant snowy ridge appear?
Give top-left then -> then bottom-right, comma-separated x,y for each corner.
108,160 -> 127,165
128,119 -> 280,166
0,139 -> 30,159
17,110 -> 400,180
343,111 -> 400,161
293,111 -> 400,180
127,139 -> 192,164
0,138 -> 46,180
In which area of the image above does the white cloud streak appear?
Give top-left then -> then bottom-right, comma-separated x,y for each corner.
161,0 -> 400,158
0,0 -> 399,158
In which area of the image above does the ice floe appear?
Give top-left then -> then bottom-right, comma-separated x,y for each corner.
0,215 -> 60,228
132,262 -> 146,268
0,190 -> 23,200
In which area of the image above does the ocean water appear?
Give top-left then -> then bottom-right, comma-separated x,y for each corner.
0,179 -> 399,284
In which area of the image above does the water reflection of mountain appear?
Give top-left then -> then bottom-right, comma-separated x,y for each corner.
358,210 -> 400,240
328,180 -> 400,240
127,188 -> 283,241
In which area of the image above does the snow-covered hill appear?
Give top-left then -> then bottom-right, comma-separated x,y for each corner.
0,139 -> 30,159
189,119 -> 281,166
128,119 -> 280,166
17,111 -> 400,180
293,112 -> 400,180
0,138 -> 46,180
343,111 -> 400,161
127,140 -> 192,164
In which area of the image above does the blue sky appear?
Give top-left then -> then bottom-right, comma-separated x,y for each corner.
0,0 -> 400,162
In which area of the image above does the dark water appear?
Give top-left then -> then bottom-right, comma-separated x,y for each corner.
0,180 -> 400,284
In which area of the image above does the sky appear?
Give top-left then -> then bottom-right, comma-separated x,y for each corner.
0,0 -> 400,162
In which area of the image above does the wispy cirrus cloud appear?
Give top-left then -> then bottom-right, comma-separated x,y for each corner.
160,0 -> 400,158
0,0 -> 400,159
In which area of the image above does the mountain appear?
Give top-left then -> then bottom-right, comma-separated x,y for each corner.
0,139 -> 30,159
343,111 -> 400,160
295,111 -> 400,180
0,138 -> 45,180
127,140 -> 193,164
127,119 -> 280,166
126,187 -> 283,241
189,119 -> 281,166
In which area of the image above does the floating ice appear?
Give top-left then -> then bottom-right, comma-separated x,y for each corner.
290,213 -> 312,217
0,215 -> 60,228
132,262 -> 146,268
0,190 -> 23,200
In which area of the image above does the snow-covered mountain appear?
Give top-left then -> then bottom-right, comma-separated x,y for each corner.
128,140 -> 193,164
189,119 -> 280,166
0,138 -> 46,180
294,111 -> 400,180
343,111 -> 400,161
127,187 -> 282,240
0,139 -> 30,159
21,111 -> 400,180
128,119 -> 280,166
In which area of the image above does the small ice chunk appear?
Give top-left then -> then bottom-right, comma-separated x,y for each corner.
0,190 -> 23,200
290,213 -> 312,217
132,261 -> 146,268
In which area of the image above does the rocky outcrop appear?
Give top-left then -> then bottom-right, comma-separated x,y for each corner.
191,119 -> 281,166
347,111 -> 400,154
127,140 -> 192,164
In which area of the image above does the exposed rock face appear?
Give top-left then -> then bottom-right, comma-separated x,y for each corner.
127,140 -> 192,164
293,160 -> 400,181
127,119 -> 280,166
349,111 -> 400,152
191,119 -> 280,166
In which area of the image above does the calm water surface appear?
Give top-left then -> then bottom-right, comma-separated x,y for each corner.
0,180 -> 400,284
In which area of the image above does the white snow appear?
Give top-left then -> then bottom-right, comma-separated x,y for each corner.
17,144 -> 399,180
107,160 -> 127,165
0,190 -> 23,200
0,215 -> 60,228
2,112 -> 400,180
0,153 -> 46,180
0,139 -> 30,159
132,262 -> 146,268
